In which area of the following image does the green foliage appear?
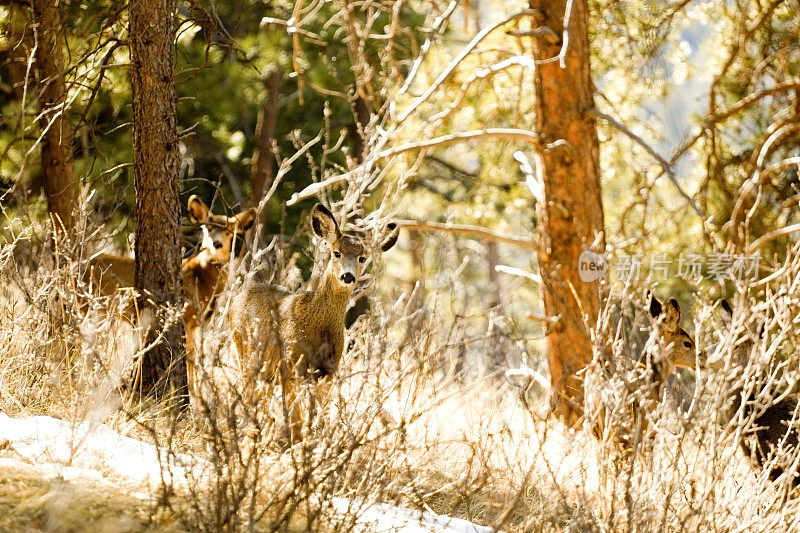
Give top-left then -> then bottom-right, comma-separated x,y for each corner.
0,0 -> 430,244
0,0 -> 797,329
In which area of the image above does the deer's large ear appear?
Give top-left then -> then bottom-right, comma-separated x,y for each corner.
649,294 -> 663,319
311,203 -> 340,243
188,195 -> 209,224
662,297 -> 682,333
650,295 -> 681,332
380,222 -> 399,252
233,208 -> 257,232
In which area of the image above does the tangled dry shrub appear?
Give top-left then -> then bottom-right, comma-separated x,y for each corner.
164,214 -> 518,529
3,197 -> 800,532
573,242 -> 800,531
0,215 -> 139,421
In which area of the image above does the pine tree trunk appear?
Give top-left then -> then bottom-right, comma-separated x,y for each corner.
344,95 -> 372,328
529,0 -> 605,425
129,0 -> 186,398
31,0 -> 77,232
250,66 -> 282,208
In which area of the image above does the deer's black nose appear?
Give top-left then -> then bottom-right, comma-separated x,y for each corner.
340,272 -> 355,284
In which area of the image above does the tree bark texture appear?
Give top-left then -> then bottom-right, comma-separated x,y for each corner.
344,95 -> 373,327
529,0 -> 605,425
351,96 -> 371,161
250,65 -> 282,208
129,0 -> 186,397
31,0 -> 77,232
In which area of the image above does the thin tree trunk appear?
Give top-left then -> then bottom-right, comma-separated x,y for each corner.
5,25 -> 29,102
31,0 -> 77,232
351,96 -> 371,161
485,241 -> 507,370
529,0 -> 605,425
250,65 -> 282,208
486,242 -> 502,310
345,95 -> 372,328
129,0 -> 186,398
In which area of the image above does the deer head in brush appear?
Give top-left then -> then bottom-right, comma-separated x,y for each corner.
83,196 -> 255,303
185,195 -> 256,269
585,294 -> 700,462
183,195 -> 255,340
648,295 -> 699,371
181,195 -> 255,411
311,203 -> 399,291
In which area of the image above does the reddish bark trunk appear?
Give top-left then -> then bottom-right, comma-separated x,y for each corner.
529,0 -> 605,425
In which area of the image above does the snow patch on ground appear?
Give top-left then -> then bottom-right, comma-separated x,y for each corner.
0,413 -> 192,487
0,414 -> 494,532
330,498 -> 494,532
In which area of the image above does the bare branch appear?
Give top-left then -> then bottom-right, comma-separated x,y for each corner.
762,156 -> 800,178
259,130 -> 322,215
427,56 -> 536,127
289,0 -> 306,102
377,128 -> 541,159
397,219 -> 537,250
93,162 -> 133,181
589,108 -> 706,220
213,153 -> 243,205
259,17 -> 327,45
707,81 -> 800,125
399,0 -> 459,94
396,9 -> 537,125
747,223 -> 800,254
558,0 -> 574,68
506,27 -> 559,42
495,264 -> 543,283
751,122 -> 800,186
287,128 -> 541,205
426,154 -> 478,177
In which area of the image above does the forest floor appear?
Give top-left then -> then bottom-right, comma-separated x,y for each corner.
0,413 -> 498,532
3,238 -> 799,531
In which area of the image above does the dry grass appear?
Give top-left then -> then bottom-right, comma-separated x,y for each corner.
2,209 -> 800,531
0,459 -> 174,532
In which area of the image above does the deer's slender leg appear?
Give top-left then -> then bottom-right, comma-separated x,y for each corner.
279,362 -> 302,445
184,305 -> 199,404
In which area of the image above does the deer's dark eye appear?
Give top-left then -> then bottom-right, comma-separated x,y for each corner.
359,256 -> 366,263
333,251 -> 341,258
214,242 -> 223,249
683,341 -> 693,348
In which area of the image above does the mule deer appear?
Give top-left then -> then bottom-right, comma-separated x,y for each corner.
706,299 -> 799,485
84,195 -> 256,402
181,196 -> 256,403
585,295 -> 699,475
229,203 -> 398,443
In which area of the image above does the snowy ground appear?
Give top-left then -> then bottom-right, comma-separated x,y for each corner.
0,413 -> 493,532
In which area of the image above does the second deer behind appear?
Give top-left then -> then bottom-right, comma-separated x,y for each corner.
229,203 -> 398,443
585,295 -> 700,479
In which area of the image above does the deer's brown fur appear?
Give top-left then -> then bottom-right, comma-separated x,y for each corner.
585,296 -> 699,462
83,195 -> 255,404
229,203 -> 398,442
